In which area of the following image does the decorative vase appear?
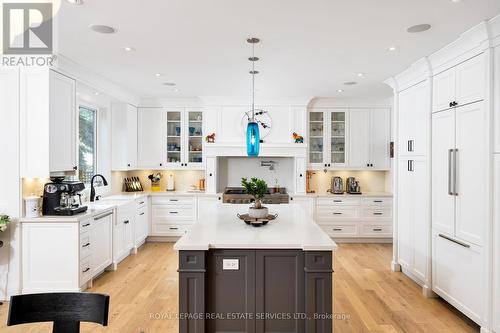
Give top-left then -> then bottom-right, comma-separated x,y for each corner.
248,206 -> 268,219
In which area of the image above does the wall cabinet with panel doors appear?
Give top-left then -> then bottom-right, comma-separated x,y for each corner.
308,109 -> 348,169
137,108 -> 164,169
348,108 -> 391,169
431,101 -> 489,326
205,157 -> 218,194
49,70 -> 77,173
165,109 -> 204,169
398,80 -> 430,157
397,156 -> 429,288
432,54 -> 485,113
111,103 -> 138,171
294,157 -> 306,194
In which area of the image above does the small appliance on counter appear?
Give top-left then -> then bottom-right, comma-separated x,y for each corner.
42,177 -> 88,216
24,195 -> 40,218
328,176 -> 344,194
346,177 -> 362,194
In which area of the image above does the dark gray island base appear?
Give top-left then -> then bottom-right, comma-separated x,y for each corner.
179,249 -> 333,333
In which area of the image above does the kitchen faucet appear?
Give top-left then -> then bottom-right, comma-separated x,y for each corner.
90,174 -> 108,202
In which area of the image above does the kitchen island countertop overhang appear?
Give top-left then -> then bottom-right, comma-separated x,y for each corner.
173,203 -> 338,251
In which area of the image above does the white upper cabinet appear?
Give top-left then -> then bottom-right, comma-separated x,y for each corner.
348,109 -> 370,168
398,80 -> 429,157
294,157 -> 306,194
138,108 -> 164,169
112,103 -> 138,171
432,54 -> 485,112
165,109 -> 204,169
369,108 -> 391,169
49,70 -> 77,173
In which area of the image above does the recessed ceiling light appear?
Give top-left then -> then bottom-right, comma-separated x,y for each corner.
407,24 -> 431,33
88,24 -> 116,34
357,73 -> 365,77
388,46 -> 397,52
163,82 -> 176,86
66,0 -> 84,4
450,0 -> 461,2
344,81 -> 357,86
155,73 -> 162,77
93,91 -> 99,96
173,88 -> 179,93
337,89 -> 344,93
123,47 -> 135,52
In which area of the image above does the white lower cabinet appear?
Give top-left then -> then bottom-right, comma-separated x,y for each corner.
494,155 -> 500,332
113,203 -> 135,266
151,195 -> 196,236
91,211 -> 113,277
21,212 -> 114,293
290,196 -> 315,218
197,195 -> 221,218
315,196 -> 392,239
432,230 -> 484,324
397,156 -> 429,286
134,198 -> 149,247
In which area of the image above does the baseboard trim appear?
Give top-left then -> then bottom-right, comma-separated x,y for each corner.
146,236 -> 180,243
391,261 -> 402,272
422,285 -> 438,298
332,237 -> 393,244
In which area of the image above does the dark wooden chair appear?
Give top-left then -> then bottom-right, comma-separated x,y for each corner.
7,292 -> 110,333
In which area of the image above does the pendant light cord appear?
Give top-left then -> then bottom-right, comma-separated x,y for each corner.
251,41 -> 255,121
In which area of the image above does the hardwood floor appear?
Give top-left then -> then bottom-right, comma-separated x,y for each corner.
0,242 -> 479,332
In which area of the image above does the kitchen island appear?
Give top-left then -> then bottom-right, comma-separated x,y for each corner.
174,203 -> 337,333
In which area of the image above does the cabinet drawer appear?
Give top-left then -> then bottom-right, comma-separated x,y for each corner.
362,208 -> 392,219
362,197 -> 393,207
79,258 -> 92,284
316,206 -> 358,219
152,223 -> 190,236
151,196 -> 195,205
320,224 -> 358,237
360,225 -> 393,237
79,219 -> 93,233
152,205 -> 195,221
317,197 -> 361,206
80,232 -> 91,259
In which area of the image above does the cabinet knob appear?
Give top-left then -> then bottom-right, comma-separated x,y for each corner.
209,173 -> 213,177
160,163 -> 163,166
73,166 -> 78,170
449,102 -> 453,108
127,163 -> 130,167
299,174 -> 303,177
124,220 -> 129,224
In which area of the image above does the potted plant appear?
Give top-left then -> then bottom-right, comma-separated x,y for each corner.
0,215 -> 10,248
241,177 -> 269,218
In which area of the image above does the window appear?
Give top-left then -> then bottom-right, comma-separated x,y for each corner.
79,106 -> 97,184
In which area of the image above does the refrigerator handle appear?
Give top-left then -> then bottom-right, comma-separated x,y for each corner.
454,149 -> 458,196
448,149 -> 453,196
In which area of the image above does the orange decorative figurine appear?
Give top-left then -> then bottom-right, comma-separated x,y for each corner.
206,133 -> 216,143
293,132 -> 304,143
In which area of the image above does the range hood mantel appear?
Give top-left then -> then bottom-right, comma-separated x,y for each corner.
204,143 -> 307,158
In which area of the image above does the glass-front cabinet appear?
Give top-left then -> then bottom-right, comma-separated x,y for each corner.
308,109 -> 348,169
164,109 -> 203,169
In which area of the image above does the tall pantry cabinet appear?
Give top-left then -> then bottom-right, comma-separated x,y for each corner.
431,53 -> 491,327
395,79 -> 431,292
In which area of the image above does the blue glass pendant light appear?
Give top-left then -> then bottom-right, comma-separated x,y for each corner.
246,37 -> 260,157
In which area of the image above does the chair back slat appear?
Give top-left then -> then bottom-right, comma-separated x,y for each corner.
7,292 -> 109,333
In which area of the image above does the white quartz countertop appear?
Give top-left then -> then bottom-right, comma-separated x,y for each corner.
174,204 -> 338,252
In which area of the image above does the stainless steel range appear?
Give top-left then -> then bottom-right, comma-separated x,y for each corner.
223,187 -> 289,204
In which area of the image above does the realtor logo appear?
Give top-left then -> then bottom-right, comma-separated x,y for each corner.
3,3 -> 53,54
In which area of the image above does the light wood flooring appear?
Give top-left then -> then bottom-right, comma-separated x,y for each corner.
0,243 -> 479,332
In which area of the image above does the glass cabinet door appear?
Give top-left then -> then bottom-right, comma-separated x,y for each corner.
187,111 -> 203,166
166,111 -> 182,166
309,111 -> 324,165
330,111 -> 346,165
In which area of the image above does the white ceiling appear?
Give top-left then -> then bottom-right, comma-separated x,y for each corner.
57,0 -> 500,100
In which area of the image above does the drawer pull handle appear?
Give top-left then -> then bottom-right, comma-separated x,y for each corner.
169,227 -> 179,230
124,220 -> 130,224
82,223 -> 90,227
333,200 -> 342,203
373,212 -> 383,216
438,233 -> 470,248
82,242 -> 90,247
333,228 -> 342,231
169,211 -> 179,214
373,228 -> 383,232
373,200 -> 383,203
139,201 -> 145,205
82,267 -> 90,273
169,199 -> 179,202
333,212 -> 342,215
139,212 -> 145,216
94,211 -> 113,220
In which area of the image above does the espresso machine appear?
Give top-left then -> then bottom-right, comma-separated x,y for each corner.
42,177 -> 88,216
346,177 -> 362,194
329,177 -> 344,194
